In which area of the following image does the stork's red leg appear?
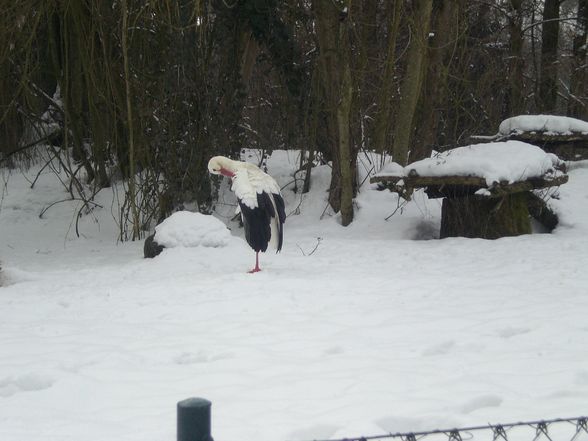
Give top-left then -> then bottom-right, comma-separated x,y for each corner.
248,251 -> 261,273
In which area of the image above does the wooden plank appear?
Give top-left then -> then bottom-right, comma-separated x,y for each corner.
484,174 -> 568,197
370,174 -> 486,186
371,173 -> 568,199
508,132 -> 588,144
369,175 -> 403,184
405,175 -> 487,187
471,132 -> 588,144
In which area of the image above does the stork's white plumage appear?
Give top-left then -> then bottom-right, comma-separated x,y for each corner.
208,156 -> 286,273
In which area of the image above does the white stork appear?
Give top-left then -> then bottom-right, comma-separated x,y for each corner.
208,156 -> 286,273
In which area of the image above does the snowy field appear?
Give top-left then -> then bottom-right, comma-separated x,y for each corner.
1,149 -> 588,441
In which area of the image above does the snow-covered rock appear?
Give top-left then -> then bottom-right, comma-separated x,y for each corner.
153,211 -> 230,249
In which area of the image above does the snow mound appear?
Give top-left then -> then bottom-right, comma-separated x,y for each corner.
499,114 -> 588,136
0,267 -> 39,286
153,211 -> 231,248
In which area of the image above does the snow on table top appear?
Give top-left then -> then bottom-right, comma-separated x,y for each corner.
499,114 -> 588,136
154,211 -> 230,248
377,141 -> 563,187
378,161 -> 405,177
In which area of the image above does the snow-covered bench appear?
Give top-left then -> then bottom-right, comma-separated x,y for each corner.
371,141 -> 568,239
474,115 -> 588,161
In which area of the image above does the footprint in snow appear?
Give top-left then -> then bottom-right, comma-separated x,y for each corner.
0,374 -> 54,398
377,415 -> 462,434
545,389 -> 585,399
498,326 -> 531,339
323,346 -> 344,356
208,351 -> 235,362
174,351 -> 235,365
460,395 -> 503,414
422,340 -> 455,356
574,371 -> 588,385
287,424 -> 340,441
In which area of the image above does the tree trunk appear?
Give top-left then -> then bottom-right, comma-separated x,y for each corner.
314,0 -> 355,225
373,1 -> 403,155
538,0 -> 560,112
568,0 -> 587,119
315,0 -> 340,212
507,0 -> 525,116
121,0 -> 141,240
337,45 -> 354,226
392,0 -> 433,165
239,30 -> 260,88
412,0 -> 463,161
440,193 -> 532,239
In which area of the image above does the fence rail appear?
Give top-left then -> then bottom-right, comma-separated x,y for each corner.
174,398 -> 587,441
303,416 -> 588,441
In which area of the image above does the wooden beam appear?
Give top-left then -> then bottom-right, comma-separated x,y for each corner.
484,175 -> 568,197
371,173 -> 568,199
507,132 -> 588,144
370,175 -> 403,184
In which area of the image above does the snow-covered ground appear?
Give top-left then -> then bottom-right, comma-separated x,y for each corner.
1,150 -> 588,441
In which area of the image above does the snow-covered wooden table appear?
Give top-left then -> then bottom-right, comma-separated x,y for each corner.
371,141 -> 568,239
475,115 -> 588,161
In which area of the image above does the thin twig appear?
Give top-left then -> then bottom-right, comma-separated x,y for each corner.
385,197 -> 408,221
319,200 -> 332,220
30,150 -> 59,189
296,237 -> 322,256
287,193 -> 305,218
39,198 -> 103,219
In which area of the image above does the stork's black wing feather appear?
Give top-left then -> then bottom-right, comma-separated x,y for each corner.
238,191 -> 286,253
238,192 -> 274,253
273,193 -> 286,252
273,193 -> 286,224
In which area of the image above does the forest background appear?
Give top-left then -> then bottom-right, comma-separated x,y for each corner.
1,0 -> 586,237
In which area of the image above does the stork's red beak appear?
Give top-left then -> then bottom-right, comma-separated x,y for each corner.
220,167 -> 235,177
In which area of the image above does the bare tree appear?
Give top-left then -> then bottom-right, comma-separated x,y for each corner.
314,0 -> 355,226
392,0 -> 434,165
538,0 -> 561,112
507,0 -> 526,116
413,0 -> 465,161
373,1 -> 404,156
568,0 -> 588,118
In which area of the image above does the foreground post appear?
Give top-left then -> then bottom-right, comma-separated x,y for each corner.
177,397 -> 212,441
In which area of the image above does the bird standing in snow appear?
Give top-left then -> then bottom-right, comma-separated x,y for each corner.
208,156 -> 286,273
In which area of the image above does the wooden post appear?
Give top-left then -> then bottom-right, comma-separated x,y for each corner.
440,193 -> 532,239
370,172 -> 567,239
177,398 -> 213,441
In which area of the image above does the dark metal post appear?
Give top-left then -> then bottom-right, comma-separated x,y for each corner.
177,397 -> 212,441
